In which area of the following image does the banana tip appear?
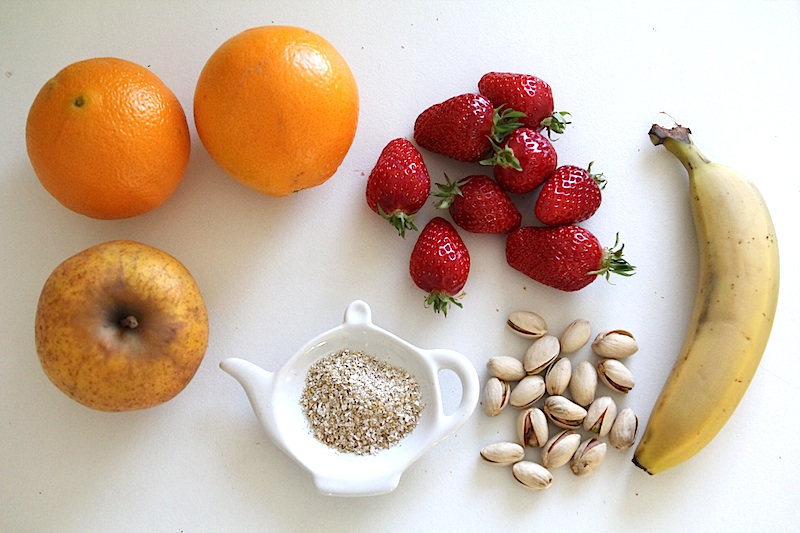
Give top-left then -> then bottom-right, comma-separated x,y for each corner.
632,455 -> 654,475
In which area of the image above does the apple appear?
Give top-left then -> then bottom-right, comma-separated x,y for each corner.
34,240 -> 209,411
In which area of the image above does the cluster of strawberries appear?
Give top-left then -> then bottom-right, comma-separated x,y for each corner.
365,72 -> 634,315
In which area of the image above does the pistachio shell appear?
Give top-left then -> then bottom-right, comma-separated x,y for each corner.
486,355 -> 526,382
507,311 -> 548,339
583,396 -> 618,437
592,329 -> 638,359
480,441 -> 525,466
609,407 -> 638,450
517,407 -> 549,448
523,335 -> 560,375
541,429 -> 581,469
569,360 -> 598,407
545,357 -> 571,396
597,358 -> 635,393
510,375 -> 546,409
543,395 -> 587,430
512,460 -> 553,490
483,377 -> 510,417
570,438 -> 607,477
559,319 -> 592,354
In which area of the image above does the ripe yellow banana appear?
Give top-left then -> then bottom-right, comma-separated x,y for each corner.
633,124 -> 780,474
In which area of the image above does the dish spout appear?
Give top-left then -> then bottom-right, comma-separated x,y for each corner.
220,357 -> 276,425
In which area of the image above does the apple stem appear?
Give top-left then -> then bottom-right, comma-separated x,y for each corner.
120,316 -> 139,329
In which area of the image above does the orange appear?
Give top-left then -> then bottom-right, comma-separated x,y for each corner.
193,26 -> 359,197
26,57 -> 190,219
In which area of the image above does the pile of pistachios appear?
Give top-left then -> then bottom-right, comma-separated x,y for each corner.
480,311 -> 639,490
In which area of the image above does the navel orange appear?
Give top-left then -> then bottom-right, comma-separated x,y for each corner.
193,26 -> 359,197
26,57 -> 191,219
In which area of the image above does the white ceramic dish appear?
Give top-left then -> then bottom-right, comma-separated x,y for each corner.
220,300 -> 480,497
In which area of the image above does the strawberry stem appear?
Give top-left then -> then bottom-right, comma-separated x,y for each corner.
432,174 -> 471,209
590,233 -> 636,281
541,111 -> 571,139
424,291 -> 463,316
378,205 -> 419,238
479,137 -> 522,170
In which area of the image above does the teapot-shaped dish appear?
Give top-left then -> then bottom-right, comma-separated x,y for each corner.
220,300 -> 480,497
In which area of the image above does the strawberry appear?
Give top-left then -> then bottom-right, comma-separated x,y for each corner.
413,93 -> 523,162
478,72 -> 570,138
480,127 -> 558,194
534,163 -> 606,226
366,138 -> 431,237
409,217 -> 471,315
506,226 -> 634,292
433,174 -> 521,234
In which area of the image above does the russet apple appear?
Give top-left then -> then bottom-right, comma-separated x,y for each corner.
34,240 -> 209,411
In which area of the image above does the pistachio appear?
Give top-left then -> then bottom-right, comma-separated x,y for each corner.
517,407 -> 549,448
483,377 -> 510,417
591,329 -> 638,359
559,318 -> 592,354
480,441 -> 525,466
583,396 -> 618,437
597,358 -> 635,393
545,357 -> 571,396
507,311 -> 548,339
523,335 -> 560,375
512,460 -> 553,490
541,429 -> 581,469
569,360 -> 598,407
570,438 -> 607,477
486,355 -> 526,382
609,407 -> 638,450
510,375 -> 546,409
543,395 -> 587,430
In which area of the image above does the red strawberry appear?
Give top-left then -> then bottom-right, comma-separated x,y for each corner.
534,163 -> 606,226
413,93 -> 523,162
480,127 -> 558,194
478,72 -> 570,137
506,226 -> 634,292
410,217 -> 471,315
433,174 -> 521,234
366,138 -> 431,237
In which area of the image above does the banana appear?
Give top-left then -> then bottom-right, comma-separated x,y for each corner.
633,124 -> 780,475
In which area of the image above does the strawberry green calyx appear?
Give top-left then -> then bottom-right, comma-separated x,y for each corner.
479,137 -> 522,170
378,205 -> 418,238
590,233 -> 636,281
433,174 -> 471,209
541,111 -> 572,139
490,105 -> 526,144
424,291 -> 463,317
586,161 -> 608,190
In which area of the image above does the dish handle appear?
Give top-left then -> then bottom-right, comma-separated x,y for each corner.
425,348 -> 480,442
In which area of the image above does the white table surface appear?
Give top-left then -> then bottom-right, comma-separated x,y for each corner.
2,1 -> 798,531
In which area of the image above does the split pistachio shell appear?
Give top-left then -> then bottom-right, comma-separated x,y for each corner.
570,438 -> 607,477
507,311 -> 548,339
487,356 -> 526,382
545,358 -> 571,396
541,429 -> 581,469
543,395 -> 587,430
512,461 -> 553,490
583,396 -> 618,437
483,377 -> 510,417
510,375 -> 546,409
597,358 -> 635,393
559,319 -> 592,354
609,407 -> 638,450
480,442 -> 525,466
517,407 -> 549,448
523,335 -> 560,375
592,329 -> 638,359
569,360 -> 598,407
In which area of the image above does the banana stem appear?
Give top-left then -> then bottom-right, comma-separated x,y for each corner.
649,124 -> 710,172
